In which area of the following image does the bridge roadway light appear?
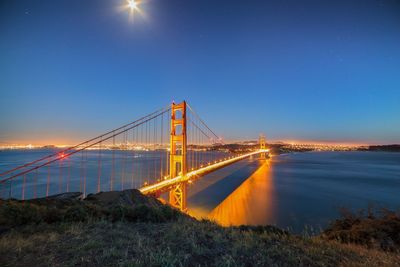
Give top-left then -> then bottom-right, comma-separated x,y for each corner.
139,150 -> 265,195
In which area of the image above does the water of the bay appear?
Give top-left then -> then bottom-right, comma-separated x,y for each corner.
1,150 -> 399,233
187,151 -> 400,233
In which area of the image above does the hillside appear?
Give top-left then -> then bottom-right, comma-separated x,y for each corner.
0,190 -> 399,266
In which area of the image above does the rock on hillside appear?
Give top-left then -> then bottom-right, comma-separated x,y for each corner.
84,189 -> 164,209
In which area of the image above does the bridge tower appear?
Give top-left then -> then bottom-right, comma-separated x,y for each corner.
259,134 -> 267,159
169,101 -> 187,211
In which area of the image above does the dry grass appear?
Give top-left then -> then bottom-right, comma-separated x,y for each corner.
0,192 -> 399,266
1,219 -> 400,266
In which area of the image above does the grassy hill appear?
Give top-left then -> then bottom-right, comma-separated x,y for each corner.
0,190 -> 399,266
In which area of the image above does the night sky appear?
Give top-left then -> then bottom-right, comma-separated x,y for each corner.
1,0 -> 399,145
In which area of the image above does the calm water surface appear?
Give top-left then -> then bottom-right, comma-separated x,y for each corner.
1,150 -> 399,233
187,151 -> 400,233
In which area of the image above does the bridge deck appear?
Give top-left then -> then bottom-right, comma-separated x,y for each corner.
139,149 -> 269,195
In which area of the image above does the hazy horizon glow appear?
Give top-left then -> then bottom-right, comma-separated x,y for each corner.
1,0 -> 399,145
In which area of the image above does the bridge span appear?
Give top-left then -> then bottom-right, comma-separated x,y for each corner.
0,100 -> 269,211
140,149 -> 269,195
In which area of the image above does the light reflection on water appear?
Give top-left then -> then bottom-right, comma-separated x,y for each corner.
207,159 -> 275,226
187,151 -> 400,233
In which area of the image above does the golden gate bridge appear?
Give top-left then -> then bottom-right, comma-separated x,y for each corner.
0,101 -> 268,211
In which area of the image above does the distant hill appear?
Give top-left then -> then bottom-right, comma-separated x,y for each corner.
362,144 -> 400,152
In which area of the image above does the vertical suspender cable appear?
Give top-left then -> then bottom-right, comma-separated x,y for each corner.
131,127 -> 135,188
154,116 -> 157,183
34,168 -> 38,198
160,111 -> 164,180
22,175 -> 26,200
67,156 -> 70,192
59,159 -> 62,193
46,164 -> 50,197
111,132 -> 115,191
83,150 -> 87,197
97,138 -> 102,193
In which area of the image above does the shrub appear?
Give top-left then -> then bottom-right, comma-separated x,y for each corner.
134,204 -> 164,222
63,206 -> 88,222
43,207 -> 64,224
0,202 -> 43,226
159,205 -> 180,221
322,207 -> 400,251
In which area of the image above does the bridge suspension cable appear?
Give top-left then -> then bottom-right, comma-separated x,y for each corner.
0,105 -> 172,199
187,103 -> 224,145
0,101 -> 266,205
0,106 -> 170,178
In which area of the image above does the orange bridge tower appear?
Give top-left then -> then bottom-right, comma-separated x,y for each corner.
169,101 -> 187,211
259,134 -> 267,159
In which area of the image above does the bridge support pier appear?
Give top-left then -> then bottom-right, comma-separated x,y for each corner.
169,182 -> 187,211
169,101 -> 187,211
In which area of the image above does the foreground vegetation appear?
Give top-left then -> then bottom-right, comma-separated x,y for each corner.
0,190 -> 399,266
322,207 -> 400,251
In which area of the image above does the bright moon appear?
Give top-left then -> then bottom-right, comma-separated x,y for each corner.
121,0 -> 144,22
127,0 -> 139,10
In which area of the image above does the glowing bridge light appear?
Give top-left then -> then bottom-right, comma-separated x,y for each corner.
139,149 -> 268,196
0,99 -> 270,214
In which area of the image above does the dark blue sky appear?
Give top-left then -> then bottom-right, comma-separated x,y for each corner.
1,0 -> 399,144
